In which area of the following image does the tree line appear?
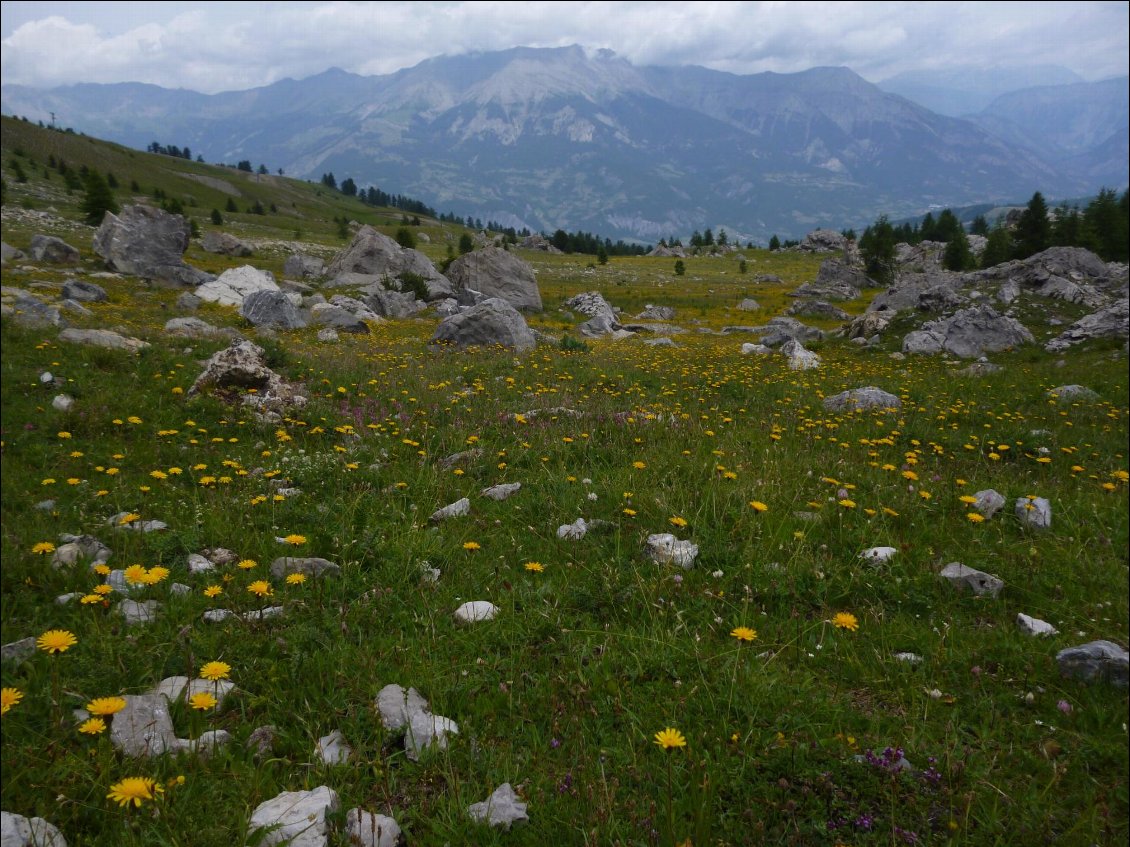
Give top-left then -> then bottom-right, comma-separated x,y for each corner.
859,188 -> 1129,285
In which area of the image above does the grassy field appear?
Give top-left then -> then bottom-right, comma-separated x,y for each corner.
2,117 -> 1128,846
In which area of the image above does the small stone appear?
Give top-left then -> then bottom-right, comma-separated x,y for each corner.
203,609 -> 236,623
269,557 -> 340,580
454,601 -> 499,623
557,518 -> 588,540
1056,640 -> 1128,687
35,500 -> 56,512
1,637 -> 37,664
170,582 -> 191,596
481,482 -> 521,501
173,730 -> 232,758
893,652 -> 923,664
187,553 -> 215,573
939,562 -> 1004,598
345,809 -> 402,847
55,593 -> 80,605
52,394 -> 74,412
467,782 -> 529,830
1015,496 -> 1051,530
0,810 -> 68,847
117,599 -> 161,625
315,729 -> 352,765
1016,613 -> 1059,637
645,533 -> 699,568
246,725 -> 278,759
859,546 -> 897,562
317,328 -> 339,342
39,371 -> 54,384
248,786 -> 340,847
110,694 -> 177,756
973,489 -> 1006,519
429,497 -> 471,522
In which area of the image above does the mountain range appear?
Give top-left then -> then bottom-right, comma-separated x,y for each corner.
2,46 -> 1126,242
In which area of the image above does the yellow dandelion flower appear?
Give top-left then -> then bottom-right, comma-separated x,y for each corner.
247,580 -> 272,598
203,585 -> 223,598
92,584 -> 113,595
87,696 -> 127,716
831,612 -> 859,632
285,572 -> 307,585
967,512 -> 986,523
633,461 -> 647,470
37,629 -> 77,654
123,565 -> 147,585
199,661 -> 231,682
79,717 -> 107,735
748,500 -> 769,513
1,687 -> 24,715
188,692 -> 218,711
669,516 -> 688,528
237,559 -> 257,570
283,534 -> 306,546
838,499 -> 856,509
107,777 -> 163,808
730,626 -> 757,642
524,562 -> 545,573
654,727 -> 687,750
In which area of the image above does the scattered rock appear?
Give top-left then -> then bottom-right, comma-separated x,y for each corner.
172,730 -> 232,758
60,279 -> 107,302
345,809 -> 402,847
785,300 -> 849,320
51,535 -> 112,568
859,546 -> 897,562
269,557 -> 341,580
150,676 -> 236,708
791,259 -> 870,300
1,637 -> 37,665
645,533 -> 699,569
823,387 -> 901,412
1045,298 -> 1128,352
740,342 -> 771,355
375,684 -> 459,761
431,298 -> 536,352
117,599 -> 161,625
0,811 -> 68,847
315,729 -> 352,765
1056,640 -> 1128,687
938,562 -> 1004,598
165,317 -> 234,339
189,339 -> 307,412
429,498 -> 471,522
1015,497 -> 1052,530
200,231 -> 254,257
903,304 -> 1034,358
283,253 -> 325,279
557,518 -> 588,540
176,292 -> 202,311
467,783 -> 529,830
248,786 -> 340,847
317,328 -> 339,342
363,287 -> 426,319
1047,385 -> 1099,403
326,226 -> 451,300
29,235 -> 80,265
780,339 -> 821,370
446,246 -> 542,311
110,694 -> 178,756
973,489 -> 1006,519
893,652 -> 923,664
481,483 -> 521,501
454,601 -> 500,624
1016,613 -> 1059,637
736,298 -> 760,311
246,725 -> 278,759
240,289 -> 307,329
1,288 -> 67,329
196,265 -> 279,308
93,204 -> 213,286
58,328 -> 149,353
636,304 -> 675,320
563,291 -> 615,318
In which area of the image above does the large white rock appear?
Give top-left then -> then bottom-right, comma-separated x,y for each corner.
1016,613 -> 1059,637
646,533 -> 699,568
454,601 -> 499,623
467,783 -> 529,830
196,265 -> 279,307
248,787 -> 340,847
345,809 -> 402,847
0,811 -> 68,847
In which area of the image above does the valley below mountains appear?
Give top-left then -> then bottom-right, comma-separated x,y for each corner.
2,46 -> 1126,243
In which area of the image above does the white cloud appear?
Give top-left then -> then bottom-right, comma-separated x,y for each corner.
1,1 -> 1126,93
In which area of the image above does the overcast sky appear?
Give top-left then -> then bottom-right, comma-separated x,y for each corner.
1,1 -> 1127,93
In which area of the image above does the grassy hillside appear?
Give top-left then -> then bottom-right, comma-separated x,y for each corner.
2,116 -> 1127,847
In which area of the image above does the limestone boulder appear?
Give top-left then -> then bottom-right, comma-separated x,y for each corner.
93,204 -> 212,286
446,247 -> 542,311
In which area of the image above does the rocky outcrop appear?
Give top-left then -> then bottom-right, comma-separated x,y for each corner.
240,289 -> 306,329
92,205 -> 212,286
1045,298 -> 1129,352
326,226 -> 451,300
431,298 -> 536,352
902,304 -> 1034,358
362,286 -> 427,319
189,340 -> 307,411
564,291 -> 616,319
283,253 -> 325,279
823,387 -> 901,412
969,246 -> 1117,309
446,247 -> 542,311
197,266 -> 280,307
29,235 -> 80,265
798,229 -> 848,253
790,259 -> 872,300
519,234 -> 562,253
200,231 -> 254,257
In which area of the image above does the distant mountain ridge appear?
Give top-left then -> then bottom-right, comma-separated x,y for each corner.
2,46 -> 1126,242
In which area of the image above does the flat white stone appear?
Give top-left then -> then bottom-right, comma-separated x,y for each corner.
345,809 -> 402,847
248,786 -> 339,847
454,601 -> 499,623
467,782 -> 529,830
859,546 -> 897,562
1017,613 -> 1059,637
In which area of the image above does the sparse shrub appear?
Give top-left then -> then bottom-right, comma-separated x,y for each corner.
674,259 -> 686,276
560,334 -> 590,352
395,227 -> 416,250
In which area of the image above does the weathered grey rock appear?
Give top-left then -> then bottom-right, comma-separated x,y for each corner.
58,328 -> 149,353
1056,640 -> 1128,687
740,342 -> 771,355
246,725 -> 278,759
557,518 -> 588,540
917,284 -> 966,313
315,729 -> 352,765
363,287 -> 426,319
118,599 -> 161,625
845,310 -> 893,340
110,512 -> 167,532
316,328 -> 339,342
172,729 -> 231,758
429,498 -> 470,522
0,811 -> 68,847
780,338 -> 821,370
454,601 -> 499,623
60,279 -> 106,302
786,300 -> 850,320
903,304 -> 1034,358
1045,299 -> 1128,352
269,557 -> 340,580
189,340 -> 305,412
376,684 -> 431,732
973,489 -> 1006,519
375,684 -> 458,761
50,393 -> 74,413
958,361 -> 1003,377
54,593 -> 79,606
563,291 -> 616,318
893,652 -> 923,664
200,231 -> 253,257
1047,385 -> 1099,403
1015,496 -> 1052,530
939,562 -> 1004,598
636,304 -> 675,320
58,298 -> 93,318
176,291 -> 201,311
239,289 -> 306,329
165,317 -> 233,339
521,234 -> 563,253
798,229 -> 848,253
29,235 -> 80,265
51,534 -> 112,568
197,265 -> 279,308
345,809 -> 402,847
750,316 -> 825,347
823,387 -> 901,412
431,298 -> 536,352
35,500 -> 56,512
1,288 -> 67,329
1,242 -> 26,263
646,533 -> 699,568
1016,613 -> 1059,637
150,676 -> 236,707
326,226 -> 451,300
859,546 -> 898,562
643,336 -> 677,347
111,694 -> 178,756
446,247 -> 541,311
202,609 -> 236,623
579,312 -> 634,339
481,483 -> 521,501
248,786 -> 340,847
310,303 -> 369,334
736,298 -> 760,311
283,253 -> 325,279
467,783 -> 529,830
1,637 -> 37,665
93,205 -> 212,286
791,259 -> 870,300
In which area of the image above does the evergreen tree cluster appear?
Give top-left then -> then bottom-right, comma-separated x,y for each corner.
147,141 -> 195,160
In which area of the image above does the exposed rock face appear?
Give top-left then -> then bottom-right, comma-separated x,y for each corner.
189,339 -> 306,412
939,562 -> 1004,597
1045,298 -> 1129,352
93,204 -> 212,286
363,286 -> 427,319
902,304 -> 1034,358
970,246 -> 1116,309
29,234 -> 80,264
0,811 -> 68,847
283,253 -> 325,278
1,242 -> 26,264
326,226 -> 451,300
240,289 -> 306,329
636,304 -> 675,320
519,234 -> 562,253
60,279 -> 107,302
564,291 -> 616,318
791,259 -> 871,300
798,229 -> 848,253
431,298 -> 536,352
786,300 -> 849,320
823,387 -> 901,412
58,328 -> 149,353
446,247 -> 542,311
200,231 -> 254,257
197,265 -> 280,307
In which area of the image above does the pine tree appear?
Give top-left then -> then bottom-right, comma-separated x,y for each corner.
768,235 -> 781,251
980,222 -> 1013,269
1013,191 -> 1050,259
943,228 -> 975,271
80,170 -> 119,225
858,216 -> 897,285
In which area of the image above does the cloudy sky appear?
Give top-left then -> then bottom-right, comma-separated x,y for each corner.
1,0 -> 1127,93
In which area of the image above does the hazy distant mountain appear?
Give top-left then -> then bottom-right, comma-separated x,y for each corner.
877,64 -> 1085,116
968,77 -> 1129,189
2,47 -> 1120,241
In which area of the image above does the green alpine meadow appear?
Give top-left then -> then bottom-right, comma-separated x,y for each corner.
1,115 -> 1127,847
